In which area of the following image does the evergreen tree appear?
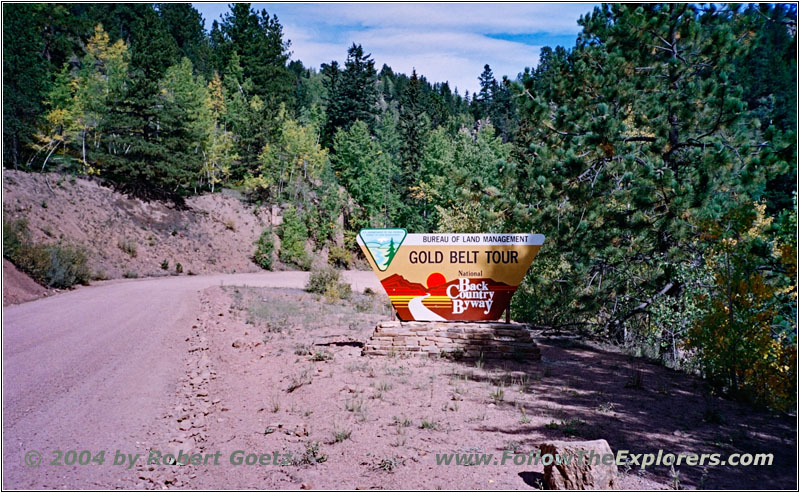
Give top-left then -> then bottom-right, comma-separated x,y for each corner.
397,70 -> 431,230
322,44 -> 379,144
95,53 -> 206,198
216,3 -> 293,112
157,3 -> 211,78
472,64 -> 495,120
510,4 -> 793,353
386,238 -> 397,263
398,70 -> 429,187
732,4 -> 797,214
3,4 -> 51,167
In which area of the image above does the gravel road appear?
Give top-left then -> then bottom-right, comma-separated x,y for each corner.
2,271 -> 379,489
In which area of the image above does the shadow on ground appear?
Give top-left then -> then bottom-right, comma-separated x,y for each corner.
450,336 -> 797,490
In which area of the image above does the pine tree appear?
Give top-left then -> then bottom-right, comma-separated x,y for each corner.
157,3 -> 211,78
3,4 -> 51,167
386,237 -> 397,263
96,52 -> 206,199
216,3 -> 293,112
510,4 -> 792,342
322,44 -> 379,144
472,64 -> 495,120
397,70 -> 431,231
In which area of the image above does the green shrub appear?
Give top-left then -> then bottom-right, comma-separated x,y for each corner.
306,266 -> 339,293
175,262 -> 183,274
278,206 -> 310,270
160,259 -> 169,270
253,228 -> 275,270
3,215 -> 29,259
324,280 -> 352,301
117,238 -> 137,258
3,213 -> 90,288
328,246 -> 352,269
306,266 -> 351,301
44,244 -> 91,288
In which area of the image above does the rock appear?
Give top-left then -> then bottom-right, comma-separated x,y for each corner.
538,439 -> 618,490
232,339 -> 244,348
301,482 -> 313,490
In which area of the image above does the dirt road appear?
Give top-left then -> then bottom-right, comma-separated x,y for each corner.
2,271 -> 379,489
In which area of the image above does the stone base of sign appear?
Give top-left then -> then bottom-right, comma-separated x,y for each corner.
362,321 -> 540,360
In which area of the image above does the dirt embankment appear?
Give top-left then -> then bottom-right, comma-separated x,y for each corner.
2,170 -> 279,282
2,259 -> 53,305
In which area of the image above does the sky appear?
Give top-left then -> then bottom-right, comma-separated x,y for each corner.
192,2 -> 597,94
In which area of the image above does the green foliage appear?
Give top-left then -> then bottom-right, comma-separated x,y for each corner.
306,265 -> 352,302
1,2 -> 795,410
93,51 -> 208,198
328,246 -> 352,269
3,213 -> 90,288
3,215 -> 29,260
117,239 -> 137,258
214,4 -> 293,112
3,4 -> 56,168
157,3 -> 211,77
686,200 -> 796,410
43,243 -> 92,289
511,4 -> 792,338
253,228 -> 275,270
332,120 -> 385,230
506,4 -> 796,410
278,205 -> 310,270
308,165 -> 343,250
322,44 -> 378,144
244,110 -> 328,201
396,70 -> 431,231
305,265 -> 351,301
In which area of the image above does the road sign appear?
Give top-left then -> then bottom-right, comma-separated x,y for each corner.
357,229 -> 544,321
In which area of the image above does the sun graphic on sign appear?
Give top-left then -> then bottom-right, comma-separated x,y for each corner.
426,272 -> 447,295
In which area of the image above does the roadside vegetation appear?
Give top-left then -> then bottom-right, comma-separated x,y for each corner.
3,212 -> 90,288
2,3 -> 795,410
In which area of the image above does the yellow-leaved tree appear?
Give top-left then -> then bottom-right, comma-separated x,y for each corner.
244,106 -> 327,201
687,200 -> 796,410
34,24 -> 129,174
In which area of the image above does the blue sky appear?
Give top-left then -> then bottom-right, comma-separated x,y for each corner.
192,3 -> 597,94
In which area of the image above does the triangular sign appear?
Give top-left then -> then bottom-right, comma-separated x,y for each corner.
358,228 -> 407,271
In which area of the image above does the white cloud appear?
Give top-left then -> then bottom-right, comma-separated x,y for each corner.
283,22 -> 545,92
198,2 -> 594,92
276,3 -> 592,34
337,28 -> 543,92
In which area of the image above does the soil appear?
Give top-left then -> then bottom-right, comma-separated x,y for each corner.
2,259 -> 52,305
7,274 -> 792,490
141,286 -> 792,491
2,170 -> 295,281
